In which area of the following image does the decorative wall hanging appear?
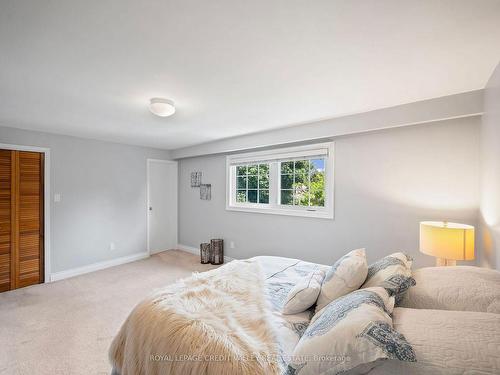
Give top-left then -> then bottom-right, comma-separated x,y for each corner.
200,184 -> 211,200
191,172 -> 202,187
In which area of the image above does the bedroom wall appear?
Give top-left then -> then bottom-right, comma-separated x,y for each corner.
479,62 -> 500,269
178,117 -> 480,268
0,125 -> 171,274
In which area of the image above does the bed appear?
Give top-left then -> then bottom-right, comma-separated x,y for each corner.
109,255 -> 500,375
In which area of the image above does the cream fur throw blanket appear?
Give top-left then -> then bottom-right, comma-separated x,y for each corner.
109,260 -> 281,375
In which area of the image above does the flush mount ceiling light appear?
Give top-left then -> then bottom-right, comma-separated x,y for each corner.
149,98 -> 175,117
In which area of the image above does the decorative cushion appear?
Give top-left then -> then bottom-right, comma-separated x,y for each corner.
316,248 -> 368,311
282,267 -> 326,315
362,252 -> 414,304
288,287 -> 416,375
399,266 -> 500,313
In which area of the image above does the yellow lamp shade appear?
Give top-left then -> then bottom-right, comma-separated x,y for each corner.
419,221 -> 475,261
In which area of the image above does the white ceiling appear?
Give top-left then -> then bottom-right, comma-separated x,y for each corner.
1,1 -> 499,150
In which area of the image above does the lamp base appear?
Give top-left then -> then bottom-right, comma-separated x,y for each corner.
436,258 -> 457,267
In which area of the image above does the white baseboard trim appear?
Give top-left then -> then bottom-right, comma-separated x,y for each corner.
176,243 -> 235,263
49,252 -> 150,282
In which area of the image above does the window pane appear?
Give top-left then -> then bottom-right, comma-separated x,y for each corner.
281,161 -> 293,174
248,190 -> 258,203
310,159 -> 325,207
237,176 -> 247,189
259,176 -> 269,189
294,185 -> 309,206
281,174 -> 293,189
294,160 -> 310,174
311,158 -> 325,172
236,165 -> 247,176
248,175 -> 258,189
294,173 -> 307,184
310,170 -> 325,207
236,190 -> 247,202
248,164 -> 258,175
281,190 -> 293,205
258,164 -> 269,176
259,190 -> 269,204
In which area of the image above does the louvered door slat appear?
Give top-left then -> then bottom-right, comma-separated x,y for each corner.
0,150 -> 12,292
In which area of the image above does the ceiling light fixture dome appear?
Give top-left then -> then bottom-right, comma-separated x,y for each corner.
149,98 -> 175,117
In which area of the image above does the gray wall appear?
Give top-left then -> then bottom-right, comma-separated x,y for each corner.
479,62 -> 500,269
179,117 -> 480,268
0,126 -> 170,273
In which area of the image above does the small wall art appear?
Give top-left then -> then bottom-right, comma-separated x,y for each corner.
190,171 -> 202,187
200,184 -> 211,200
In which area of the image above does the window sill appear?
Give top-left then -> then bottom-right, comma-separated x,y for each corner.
225,204 -> 334,219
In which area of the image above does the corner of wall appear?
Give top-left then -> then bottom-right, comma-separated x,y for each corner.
479,62 -> 500,269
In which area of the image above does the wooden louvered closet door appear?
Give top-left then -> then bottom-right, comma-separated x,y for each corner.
0,149 -> 44,292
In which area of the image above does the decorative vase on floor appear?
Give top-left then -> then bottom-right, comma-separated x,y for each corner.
200,243 -> 211,264
210,239 -> 224,265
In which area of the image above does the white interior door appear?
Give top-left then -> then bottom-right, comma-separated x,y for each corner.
147,159 -> 178,254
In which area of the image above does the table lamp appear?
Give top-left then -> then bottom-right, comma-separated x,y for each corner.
419,221 -> 474,266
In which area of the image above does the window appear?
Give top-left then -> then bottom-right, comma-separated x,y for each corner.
236,164 -> 269,204
280,159 -> 325,207
226,143 -> 334,219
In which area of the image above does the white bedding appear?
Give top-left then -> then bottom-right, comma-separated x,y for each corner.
253,256 -> 330,362
400,266 -> 500,313
370,307 -> 500,375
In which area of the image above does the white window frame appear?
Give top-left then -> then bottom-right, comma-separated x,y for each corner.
226,142 -> 334,219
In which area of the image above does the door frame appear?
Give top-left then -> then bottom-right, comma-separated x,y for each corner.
0,143 -> 51,283
146,158 -> 178,255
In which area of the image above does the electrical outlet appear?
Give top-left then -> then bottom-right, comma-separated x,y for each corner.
109,242 -> 116,251
229,241 -> 235,249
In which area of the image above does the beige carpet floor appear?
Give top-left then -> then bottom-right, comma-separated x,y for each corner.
0,250 -> 219,375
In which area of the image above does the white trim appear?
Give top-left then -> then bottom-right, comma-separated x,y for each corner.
0,143 -> 51,283
225,205 -> 334,219
225,142 -> 335,219
228,143 -> 330,164
50,252 -> 149,282
147,158 -> 176,164
176,244 -> 235,263
146,158 -> 178,255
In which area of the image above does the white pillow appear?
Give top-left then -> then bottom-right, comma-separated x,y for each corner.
282,267 -> 326,315
400,266 -> 500,313
288,287 -> 416,375
370,307 -> 500,375
316,248 -> 368,311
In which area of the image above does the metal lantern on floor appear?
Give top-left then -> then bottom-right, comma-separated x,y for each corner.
200,243 -> 211,264
210,239 -> 224,265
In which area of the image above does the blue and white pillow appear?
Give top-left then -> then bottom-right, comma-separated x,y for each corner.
316,248 -> 368,311
287,287 -> 416,375
381,274 -> 416,305
362,252 -> 415,305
